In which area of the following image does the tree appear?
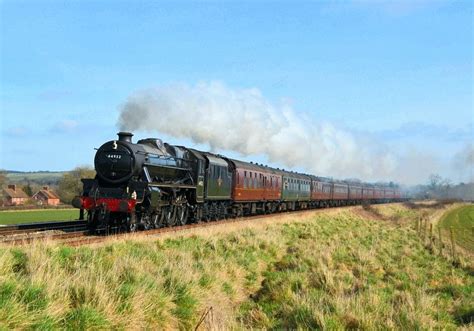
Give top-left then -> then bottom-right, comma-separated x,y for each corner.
428,174 -> 443,191
0,170 -> 6,188
440,178 -> 453,198
58,167 -> 95,204
23,181 -> 33,197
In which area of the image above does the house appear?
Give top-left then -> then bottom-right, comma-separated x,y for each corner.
32,186 -> 61,206
2,184 -> 29,206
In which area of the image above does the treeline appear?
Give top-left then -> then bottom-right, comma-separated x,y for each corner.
410,174 -> 474,201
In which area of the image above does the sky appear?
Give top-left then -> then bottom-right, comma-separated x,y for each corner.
0,0 -> 472,185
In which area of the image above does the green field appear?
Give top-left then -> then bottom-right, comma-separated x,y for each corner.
438,205 -> 474,253
0,209 -> 79,225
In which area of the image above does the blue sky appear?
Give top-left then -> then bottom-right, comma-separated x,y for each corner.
0,0 -> 472,184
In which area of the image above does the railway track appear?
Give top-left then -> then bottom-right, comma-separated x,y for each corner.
0,220 -> 88,245
0,220 -> 88,235
0,230 -> 88,246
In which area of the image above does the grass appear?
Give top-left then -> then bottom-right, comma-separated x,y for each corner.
438,205 -> 474,253
0,209 -> 79,225
0,204 -> 472,329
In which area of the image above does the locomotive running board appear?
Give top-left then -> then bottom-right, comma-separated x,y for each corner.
149,184 -> 196,189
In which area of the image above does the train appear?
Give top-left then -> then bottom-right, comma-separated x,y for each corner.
72,132 -> 403,232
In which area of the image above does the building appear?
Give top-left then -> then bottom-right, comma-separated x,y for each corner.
32,186 -> 61,206
2,184 -> 29,206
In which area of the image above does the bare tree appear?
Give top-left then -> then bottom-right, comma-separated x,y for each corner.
428,174 -> 443,191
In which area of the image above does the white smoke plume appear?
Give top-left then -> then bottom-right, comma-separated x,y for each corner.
118,81 -> 398,181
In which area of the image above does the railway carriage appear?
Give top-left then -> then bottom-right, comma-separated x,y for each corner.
374,187 -> 385,202
362,186 -> 375,201
310,176 -> 333,207
227,160 -> 282,216
348,184 -> 363,204
332,182 -> 349,206
280,172 -> 311,211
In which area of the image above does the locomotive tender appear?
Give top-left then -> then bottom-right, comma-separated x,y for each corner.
73,132 -> 402,232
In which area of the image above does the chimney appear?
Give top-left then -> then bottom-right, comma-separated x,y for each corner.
43,186 -> 48,191
117,132 -> 133,143
8,184 -> 16,191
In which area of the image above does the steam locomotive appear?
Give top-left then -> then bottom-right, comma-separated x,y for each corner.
73,132 -> 402,233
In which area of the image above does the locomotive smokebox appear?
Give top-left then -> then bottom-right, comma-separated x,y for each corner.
117,132 -> 133,143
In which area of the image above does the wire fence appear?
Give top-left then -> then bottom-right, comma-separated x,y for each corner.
413,216 -> 472,269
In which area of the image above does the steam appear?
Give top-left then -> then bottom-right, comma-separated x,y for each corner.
118,81 -> 398,181
452,143 -> 474,183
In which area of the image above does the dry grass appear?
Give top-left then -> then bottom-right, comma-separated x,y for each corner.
0,204 -> 472,329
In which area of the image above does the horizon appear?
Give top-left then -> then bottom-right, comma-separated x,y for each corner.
1,1 -> 472,185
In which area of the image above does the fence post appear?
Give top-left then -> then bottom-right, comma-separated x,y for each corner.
419,218 -> 423,240
438,226 -> 443,256
450,227 -> 456,261
429,223 -> 433,248
422,218 -> 427,243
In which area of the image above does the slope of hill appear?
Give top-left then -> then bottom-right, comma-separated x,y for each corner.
4,171 -> 65,186
0,204 -> 472,329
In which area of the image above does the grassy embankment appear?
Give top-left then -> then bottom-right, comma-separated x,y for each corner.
438,205 -> 474,253
0,209 -> 79,225
0,203 -> 473,329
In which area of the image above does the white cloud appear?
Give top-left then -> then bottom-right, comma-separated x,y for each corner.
52,120 -> 79,133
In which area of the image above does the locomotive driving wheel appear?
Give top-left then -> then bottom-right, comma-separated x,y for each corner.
152,213 -> 161,228
202,203 -> 211,222
141,213 -> 153,230
129,213 -> 138,232
175,205 -> 189,226
165,206 -> 177,227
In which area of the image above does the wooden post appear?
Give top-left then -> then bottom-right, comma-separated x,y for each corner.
450,227 -> 456,261
422,218 -> 427,243
429,223 -> 433,247
438,226 -> 443,256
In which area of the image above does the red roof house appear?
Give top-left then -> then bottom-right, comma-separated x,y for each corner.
32,186 -> 61,206
2,184 -> 29,206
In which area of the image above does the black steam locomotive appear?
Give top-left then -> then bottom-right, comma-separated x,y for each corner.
74,132 -> 402,233
73,132 -> 206,232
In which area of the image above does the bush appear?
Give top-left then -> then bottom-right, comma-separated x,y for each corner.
58,167 -> 95,203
